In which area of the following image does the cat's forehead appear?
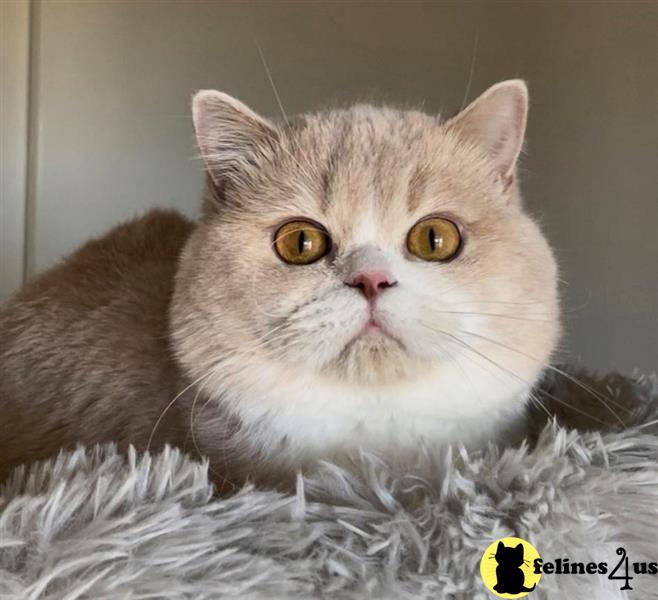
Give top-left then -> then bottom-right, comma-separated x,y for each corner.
285,105 -> 438,178
275,106 -> 496,241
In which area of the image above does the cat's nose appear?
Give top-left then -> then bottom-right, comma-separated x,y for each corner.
345,271 -> 397,302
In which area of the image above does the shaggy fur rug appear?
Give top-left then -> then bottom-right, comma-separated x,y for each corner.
1,370 -> 657,599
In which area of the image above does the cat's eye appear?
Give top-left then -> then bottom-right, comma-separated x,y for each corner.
274,220 -> 331,265
407,216 -> 462,262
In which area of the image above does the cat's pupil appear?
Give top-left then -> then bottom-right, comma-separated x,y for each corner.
298,230 -> 306,255
428,227 -> 437,251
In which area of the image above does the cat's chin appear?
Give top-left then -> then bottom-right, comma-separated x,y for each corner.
321,330 -> 429,386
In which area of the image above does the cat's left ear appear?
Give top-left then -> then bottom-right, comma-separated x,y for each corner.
445,80 -> 528,190
192,90 -> 278,196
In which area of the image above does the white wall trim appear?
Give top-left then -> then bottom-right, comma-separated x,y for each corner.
0,0 -> 31,300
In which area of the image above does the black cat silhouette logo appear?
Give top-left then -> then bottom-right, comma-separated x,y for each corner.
480,537 -> 542,598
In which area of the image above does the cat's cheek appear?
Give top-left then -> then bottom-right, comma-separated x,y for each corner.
275,296 -> 368,369
375,296 -> 461,363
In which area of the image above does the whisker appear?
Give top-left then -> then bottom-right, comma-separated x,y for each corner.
450,336 -> 613,428
452,336 -> 611,428
459,30 -> 480,110
151,315 -> 297,457
543,363 -> 631,415
188,376 -> 239,494
457,329 -> 626,426
189,384 -> 207,459
528,391 -> 554,421
434,336 -> 483,409
420,322 -> 613,428
438,335 -> 556,422
443,299 -> 545,307
255,39 -> 288,124
147,368 -> 215,452
432,309 -> 551,323
255,39 -> 320,189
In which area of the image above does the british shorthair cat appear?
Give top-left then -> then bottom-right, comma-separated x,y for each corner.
0,80 -> 560,490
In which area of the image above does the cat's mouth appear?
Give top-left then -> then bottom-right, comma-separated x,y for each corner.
352,316 -> 405,348
365,317 -> 383,332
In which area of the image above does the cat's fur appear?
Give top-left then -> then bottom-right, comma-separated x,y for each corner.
0,81 -> 560,490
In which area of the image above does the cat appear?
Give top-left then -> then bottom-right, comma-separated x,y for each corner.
0,80 -> 560,491
493,541 -> 537,595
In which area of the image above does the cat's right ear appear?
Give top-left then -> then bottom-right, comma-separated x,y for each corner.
445,80 -> 528,191
192,90 -> 278,196
497,541 -> 505,551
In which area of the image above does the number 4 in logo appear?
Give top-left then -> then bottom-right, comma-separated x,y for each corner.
609,547 -> 633,591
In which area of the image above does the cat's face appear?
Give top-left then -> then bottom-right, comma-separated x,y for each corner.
171,82 -> 559,446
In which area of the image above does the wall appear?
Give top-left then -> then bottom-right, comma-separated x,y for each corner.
0,0 -> 30,299
1,0 -> 656,373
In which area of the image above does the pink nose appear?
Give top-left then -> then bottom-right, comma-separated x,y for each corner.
345,271 -> 397,301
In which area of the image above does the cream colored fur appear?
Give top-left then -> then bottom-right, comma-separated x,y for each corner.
170,81 -> 560,484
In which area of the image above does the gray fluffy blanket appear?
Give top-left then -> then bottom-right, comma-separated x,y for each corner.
1,371 -> 657,599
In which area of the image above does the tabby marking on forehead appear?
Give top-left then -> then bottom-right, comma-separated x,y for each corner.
407,163 -> 432,214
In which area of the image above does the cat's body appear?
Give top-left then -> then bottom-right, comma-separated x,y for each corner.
0,211 -> 194,482
493,542 -> 537,594
0,81 -> 560,489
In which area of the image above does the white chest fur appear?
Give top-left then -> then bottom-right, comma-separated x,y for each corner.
202,353 -> 536,466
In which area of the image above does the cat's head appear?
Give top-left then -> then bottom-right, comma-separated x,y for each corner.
171,81 -> 559,426
496,542 -> 525,567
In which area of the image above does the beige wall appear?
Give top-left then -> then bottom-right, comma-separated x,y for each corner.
0,0 -> 30,299
2,0 -> 657,373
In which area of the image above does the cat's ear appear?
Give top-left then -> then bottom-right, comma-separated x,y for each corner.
192,90 -> 278,195
515,544 -> 524,553
445,80 -> 528,189
497,541 -> 505,552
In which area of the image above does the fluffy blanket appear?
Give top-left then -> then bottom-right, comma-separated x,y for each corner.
1,370 -> 657,599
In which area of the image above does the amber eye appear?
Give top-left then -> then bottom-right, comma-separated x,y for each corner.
274,220 -> 331,265
407,217 -> 462,262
